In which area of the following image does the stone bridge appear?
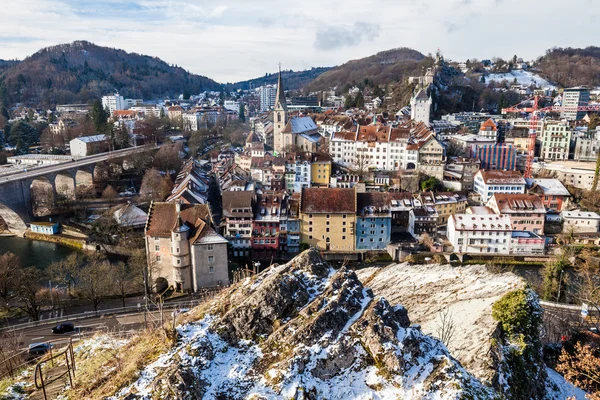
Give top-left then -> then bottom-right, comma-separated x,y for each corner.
0,145 -> 156,234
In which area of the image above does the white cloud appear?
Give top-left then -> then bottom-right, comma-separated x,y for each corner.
0,0 -> 597,82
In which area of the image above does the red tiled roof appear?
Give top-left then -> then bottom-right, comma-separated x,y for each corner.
146,203 -> 212,237
490,193 -> 545,213
301,188 -> 356,214
332,130 -> 357,141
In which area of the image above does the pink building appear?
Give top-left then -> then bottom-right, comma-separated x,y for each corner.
486,193 -> 546,235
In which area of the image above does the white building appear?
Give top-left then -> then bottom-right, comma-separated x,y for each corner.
562,210 -> 600,233
561,87 -> 590,121
448,214 -> 512,254
473,170 -> 526,203
259,85 -> 277,112
129,105 -> 163,118
532,161 -> 597,191
540,120 -> 572,161
102,94 -> 126,114
69,135 -> 108,157
410,89 -> 432,126
183,112 -> 203,131
574,134 -> 600,162
329,123 -> 441,171
224,100 -> 240,112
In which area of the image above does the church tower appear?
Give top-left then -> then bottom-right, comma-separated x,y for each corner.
273,66 -> 288,154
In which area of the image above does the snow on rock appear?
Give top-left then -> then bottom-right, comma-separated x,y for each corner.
487,70 -> 557,89
544,367 -> 588,400
111,249 -> 498,399
355,262 -> 526,384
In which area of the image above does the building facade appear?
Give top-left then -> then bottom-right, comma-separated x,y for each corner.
561,87 -> 590,121
448,214 -> 512,254
474,170 -> 527,203
145,203 -> 228,292
300,188 -> 356,252
486,193 -> 546,234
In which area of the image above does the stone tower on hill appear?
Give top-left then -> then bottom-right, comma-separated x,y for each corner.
410,89 -> 432,127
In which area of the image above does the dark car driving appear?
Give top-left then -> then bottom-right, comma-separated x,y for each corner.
51,322 -> 75,334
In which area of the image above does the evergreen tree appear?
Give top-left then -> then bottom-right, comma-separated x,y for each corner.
90,100 -> 109,134
219,87 -> 225,106
355,92 -> 365,108
238,102 -> 246,123
0,103 -> 9,120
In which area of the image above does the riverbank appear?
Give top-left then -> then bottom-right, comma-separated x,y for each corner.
24,231 -> 85,249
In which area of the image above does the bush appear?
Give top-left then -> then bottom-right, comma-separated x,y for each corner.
491,289 -> 546,399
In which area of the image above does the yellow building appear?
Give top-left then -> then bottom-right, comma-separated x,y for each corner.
419,192 -> 468,225
311,153 -> 332,187
300,188 -> 356,251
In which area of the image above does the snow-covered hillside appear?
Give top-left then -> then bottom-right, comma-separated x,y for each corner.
4,250 -> 586,400
356,263 -> 525,383
487,70 -> 557,89
113,250 -> 497,399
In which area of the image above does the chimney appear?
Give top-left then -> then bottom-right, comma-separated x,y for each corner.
175,202 -> 181,213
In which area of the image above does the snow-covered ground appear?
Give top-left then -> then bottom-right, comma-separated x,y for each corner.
356,263 -> 526,384
487,70 -> 557,89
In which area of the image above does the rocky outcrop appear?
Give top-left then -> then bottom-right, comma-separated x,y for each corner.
356,262 -> 527,384
115,249 -> 499,399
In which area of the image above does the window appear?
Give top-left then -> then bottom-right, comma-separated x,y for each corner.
208,255 -> 214,263
155,245 -> 160,251
156,255 -> 161,262
342,236 -> 346,240
309,235 -> 313,240
209,266 -> 215,273
207,244 -> 214,251
326,228 -> 330,233
343,214 -> 347,219
326,214 -> 330,219
177,259 -> 181,265
176,247 -> 180,253
309,227 -> 313,232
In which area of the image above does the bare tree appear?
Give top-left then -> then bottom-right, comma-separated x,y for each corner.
78,256 -> 112,311
0,252 -> 19,302
48,253 -> 84,297
112,261 -> 133,308
352,152 -> 371,181
139,168 -> 174,202
435,308 -> 456,348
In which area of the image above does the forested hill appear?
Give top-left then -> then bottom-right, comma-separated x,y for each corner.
0,41 -> 221,107
535,46 -> 600,88
225,67 -> 331,91
306,47 -> 429,92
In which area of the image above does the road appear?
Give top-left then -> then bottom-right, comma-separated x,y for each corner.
15,309 -> 170,349
0,145 -> 157,184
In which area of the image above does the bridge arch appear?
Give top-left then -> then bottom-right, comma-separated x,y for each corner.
30,176 -> 55,217
0,201 -> 28,234
55,172 -> 76,201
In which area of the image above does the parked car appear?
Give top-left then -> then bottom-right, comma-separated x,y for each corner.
28,343 -> 51,357
51,322 -> 75,334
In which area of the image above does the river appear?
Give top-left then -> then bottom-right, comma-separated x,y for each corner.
0,236 -> 78,269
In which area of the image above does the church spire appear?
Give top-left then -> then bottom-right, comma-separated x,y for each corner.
274,63 -> 287,112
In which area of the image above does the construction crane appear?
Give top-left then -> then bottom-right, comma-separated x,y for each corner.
524,96 -> 540,179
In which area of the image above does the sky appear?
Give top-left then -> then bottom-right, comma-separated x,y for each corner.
0,0 -> 598,83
